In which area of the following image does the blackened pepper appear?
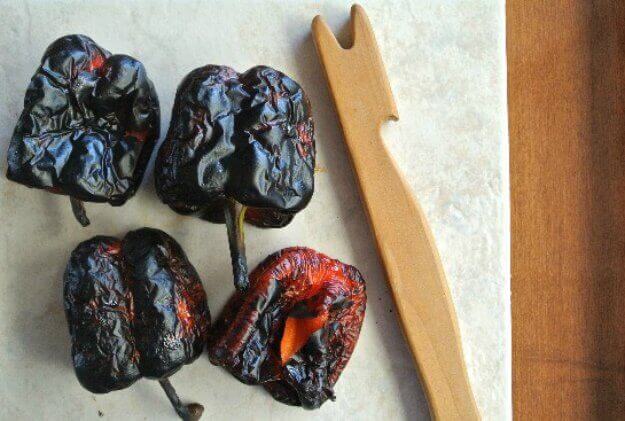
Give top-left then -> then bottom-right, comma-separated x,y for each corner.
64,228 -> 209,420
7,34 -> 160,226
155,65 -> 315,290
208,247 -> 366,409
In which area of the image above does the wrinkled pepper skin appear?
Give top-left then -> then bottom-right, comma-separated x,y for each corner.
64,228 -> 210,394
208,247 -> 366,409
7,34 -> 160,205
155,65 -> 315,228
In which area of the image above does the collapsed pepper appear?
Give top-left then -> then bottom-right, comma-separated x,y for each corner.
7,34 -> 160,226
155,65 -> 315,290
208,247 -> 366,409
64,228 -> 209,420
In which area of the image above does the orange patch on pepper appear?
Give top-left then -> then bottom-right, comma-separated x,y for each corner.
280,312 -> 328,365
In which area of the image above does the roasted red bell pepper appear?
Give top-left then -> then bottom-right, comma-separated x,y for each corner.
208,247 -> 366,409
64,228 -> 209,420
7,34 -> 160,226
154,65 -> 315,291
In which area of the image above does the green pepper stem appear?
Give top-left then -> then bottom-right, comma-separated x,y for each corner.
224,199 -> 249,291
69,197 -> 90,227
158,378 -> 204,421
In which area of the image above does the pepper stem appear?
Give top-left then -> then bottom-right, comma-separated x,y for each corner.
224,199 -> 249,291
158,378 -> 204,421
69,197 -> 90,227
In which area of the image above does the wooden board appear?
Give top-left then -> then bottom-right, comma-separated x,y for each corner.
508,1 -> 625,419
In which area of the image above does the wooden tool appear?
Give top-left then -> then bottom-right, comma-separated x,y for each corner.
312,5 -> 480,420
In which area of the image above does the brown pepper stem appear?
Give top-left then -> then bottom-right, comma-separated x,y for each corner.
158,378 -> 204,421
224,199 -> 249,291
69,196 -> 90,227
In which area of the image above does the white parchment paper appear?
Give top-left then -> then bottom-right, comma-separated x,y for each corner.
0,1 -> 509,420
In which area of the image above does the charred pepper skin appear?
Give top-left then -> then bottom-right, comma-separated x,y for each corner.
208,247 -> 366,409
63,236 -> 139,393
7,34 -> 160,224
64,228 -> 209,395
155,65 -> 314,291
154,65 -> 315,228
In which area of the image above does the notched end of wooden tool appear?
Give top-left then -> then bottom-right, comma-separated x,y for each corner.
311,15 -> 344,53
312,4 -> 399,124
349,4 -> 399,123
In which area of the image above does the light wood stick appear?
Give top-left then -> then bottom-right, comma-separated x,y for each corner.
312,5 -> 480,420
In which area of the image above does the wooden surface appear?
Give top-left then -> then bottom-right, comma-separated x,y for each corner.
508,1 -> 625,419
312,5 -> 480,420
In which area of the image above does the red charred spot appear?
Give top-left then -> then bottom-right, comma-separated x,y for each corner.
295,122 -> 313,158
125,130 -> 148,143
170,254 -> 210,339
104,242 -> 121,255
296,122 -> 313,146
176,298 -> 194,333
175,280 -> 210,336
87,54 -> 105,73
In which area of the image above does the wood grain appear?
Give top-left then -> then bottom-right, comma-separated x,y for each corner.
313,5 -> 479,420
508,1 -> 625,419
